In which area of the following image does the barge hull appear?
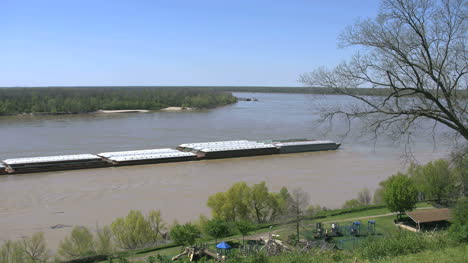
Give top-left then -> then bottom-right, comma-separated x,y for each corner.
111,156 -> 198,166
197,148 -> 279,159
277,143 -> 341,154
6,161 -> 111,174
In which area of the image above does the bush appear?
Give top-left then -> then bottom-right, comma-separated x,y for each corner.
169,223 -> 201,246
357,231 -> 451,261
449,198 -> 468,243
58,226 -> 96,260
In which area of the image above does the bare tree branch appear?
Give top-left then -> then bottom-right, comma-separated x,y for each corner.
301,0 -> 468,142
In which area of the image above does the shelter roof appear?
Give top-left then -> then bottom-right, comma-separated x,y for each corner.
406,208 -> 451,223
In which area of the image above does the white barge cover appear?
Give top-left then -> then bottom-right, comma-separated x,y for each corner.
98,148 -> 177,158
179,140 -> 249,148
182,140 -> 275,152
3,154 -> 101,165
273,140 -> 336,146
108,151 -> 196,162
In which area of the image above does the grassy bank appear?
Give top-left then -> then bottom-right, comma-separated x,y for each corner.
94,203 -> 459,263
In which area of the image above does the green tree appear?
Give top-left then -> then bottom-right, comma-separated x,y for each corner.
450,149 -> 468,197
0,232 -> 49,263
235,220 -> 255,247
207,182 -> 251,222
58,226 -> 95,260
21,232 -> 49,263
411,160 -> 460,205
0,240 -> 25,263
342,199 -> 362,209
110,210 -> 152,249
147,210 -> 167,243
95,225 -> 114,255
383,174 -> 418,218
203,219 -> 231,244
169,223 -> 201,247
448,198 -> 468,242
250,181 -> 280,223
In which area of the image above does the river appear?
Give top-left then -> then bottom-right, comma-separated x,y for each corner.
0,92 -> 452,249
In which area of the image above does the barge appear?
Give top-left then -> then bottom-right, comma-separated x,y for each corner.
0,163 -> 6,175
180,141 -> 279,159
1,138 -> 341,175
272,140 -> 341,153
177,140 -> 250,152
3,154 -> 109,174
99,149 -> 197,166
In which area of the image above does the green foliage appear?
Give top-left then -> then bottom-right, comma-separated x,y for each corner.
146,255 -> 156,263
147,210 -> 167,243
111,210 -> 153,249
449,198 -> 468,243
450,150 -> 468,197
207,182 -> 289,223
235,220 -> 256,246
95,225 -> 114,255
342,199 -> 362,209
383,174 -> 418,214
305,204 -> 323,217
202,219 -> 231,243
0,232 -> 49,263
0,87 -> 237,115
357,231 -> 451,261
58,226 -> 96,260
169,223 -> 201,246
250,182 -> 281,223
410,160 -> 460,205
207,182 -> 251,222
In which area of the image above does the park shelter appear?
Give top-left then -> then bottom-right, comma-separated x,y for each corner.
216,241 -> 231,255
405,208 -> 451,231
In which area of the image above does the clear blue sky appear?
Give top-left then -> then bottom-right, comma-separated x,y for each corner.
1,0 -> 380,87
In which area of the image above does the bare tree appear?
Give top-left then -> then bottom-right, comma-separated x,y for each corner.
301,0 -> 467,143
21,232 -> 50,263
287,188 -> 310,242
357,188 -> 372,205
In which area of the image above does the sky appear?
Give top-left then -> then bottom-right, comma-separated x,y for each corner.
1,0 -> 380,87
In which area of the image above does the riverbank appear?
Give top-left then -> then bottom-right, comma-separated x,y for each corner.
96,109 -> 150,113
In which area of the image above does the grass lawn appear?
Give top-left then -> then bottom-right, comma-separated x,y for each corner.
377,244 -> 468,263
98,203 -> 436,262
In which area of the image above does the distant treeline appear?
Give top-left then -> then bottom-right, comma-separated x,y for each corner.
0,87 -> 237,115
212,86 -> 468,98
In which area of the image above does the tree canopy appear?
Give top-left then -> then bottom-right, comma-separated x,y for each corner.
301,0 -> 468,141
383,174 -> 419,214
206,182 -> 289,223
0,87 -> 237,115
169,223 -> 201,247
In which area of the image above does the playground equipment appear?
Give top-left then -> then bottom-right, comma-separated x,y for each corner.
172,246 -> 226,262
349,221 -> 361,236
314,222 -> 324,238
314,222 -> 343,239
259,237 -> 292,256
367,220 -> 376,235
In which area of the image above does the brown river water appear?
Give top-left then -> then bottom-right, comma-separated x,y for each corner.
0,92 -> 452,249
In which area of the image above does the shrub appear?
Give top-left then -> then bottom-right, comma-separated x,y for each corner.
58,226 -> 96,260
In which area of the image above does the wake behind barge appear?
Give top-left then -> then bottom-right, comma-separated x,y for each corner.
1,139 -> 340,175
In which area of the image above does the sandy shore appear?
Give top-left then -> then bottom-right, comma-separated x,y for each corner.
160,107 -> 194,111
96,109 -> 150,113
